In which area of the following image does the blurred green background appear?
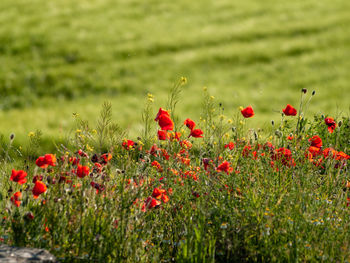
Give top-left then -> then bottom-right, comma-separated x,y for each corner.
0,0 -> 349,149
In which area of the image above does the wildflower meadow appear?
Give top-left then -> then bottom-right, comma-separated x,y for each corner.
0,80 -> 349,262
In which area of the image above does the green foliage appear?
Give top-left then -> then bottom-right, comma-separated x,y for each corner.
0,88 -> 349,262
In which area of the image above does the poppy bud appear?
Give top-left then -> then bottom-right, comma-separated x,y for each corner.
338,120 -> 342,127
271,120 -> 274,126
275,130 -> 282,138
10,133 -> 15,140
312,90 -> 316,96
232,127 -> 236,132
302,88 -> 307,94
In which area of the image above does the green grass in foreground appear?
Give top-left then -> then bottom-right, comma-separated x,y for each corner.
0,87 -> 349,262
0,0 -> 350,149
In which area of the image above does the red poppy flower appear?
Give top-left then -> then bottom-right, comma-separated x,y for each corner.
189,129 -> 203,138
122,140 -> 135,150
147,197 -> 161,208
306,146 -> 322,161
151,161 -> 163,172
76,165 -> 90,178
149,144 -> 159,156
217,161 -> 232,174
224,142 -> 235,150
274,147 -> 295,166
287,135 -> 294,140
282,104 -> 297,116
35,156 -> 46,168
157,130 -> 168,140
157,114 -> 174,131
101,153 -> 112,164
10,169 -> 27,185
161,148 -> 170,160
323,148 -> 337,159
184,118 -> 196,130
324,117 -> 337,133
241,106 -> 254,118
93,162 -> 103,173
44,154 -> 56,166
336,151 -> 350,161
142,197 -> 161,212
242,145 -> 252,157
161,194 -> 170,203
154,108 -> 170,121
309,135 -> 322,148
152,187 -> 166,199
77,149 -> 88,157
10,191 -> 22,207
35,154 -> 56,168
32,181 -> 47,199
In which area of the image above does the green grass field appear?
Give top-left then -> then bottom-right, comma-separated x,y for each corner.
0,0 -> 349,148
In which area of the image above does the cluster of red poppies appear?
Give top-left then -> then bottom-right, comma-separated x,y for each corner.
141,187 -> 172,212
10,168 -> 49,206
8,150 -> 115,208
306,135 -> 349,166
154,108 -> 203,140
241,104 -> 338,135
241,104 -> 299,118
10,154 -> 57,204
119,104 -> 349,211
8,103 -> 348,213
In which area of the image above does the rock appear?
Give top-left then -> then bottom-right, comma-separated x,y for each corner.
0,245 -> 56,263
